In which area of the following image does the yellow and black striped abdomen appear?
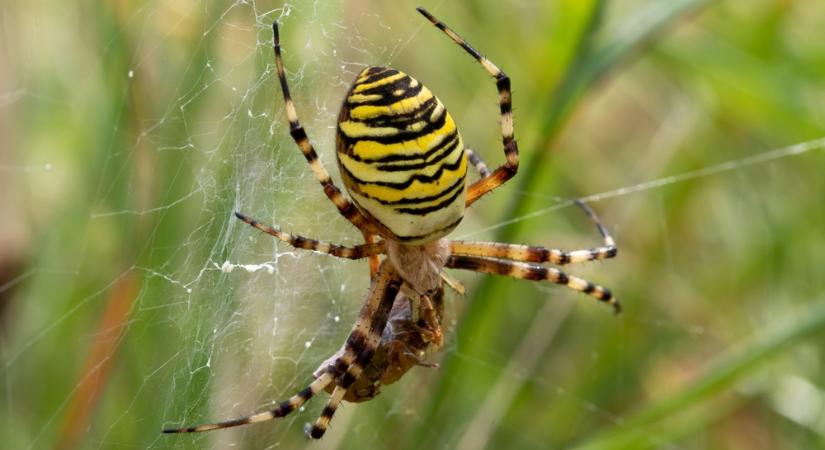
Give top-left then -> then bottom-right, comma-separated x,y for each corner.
337,67 -> 467,244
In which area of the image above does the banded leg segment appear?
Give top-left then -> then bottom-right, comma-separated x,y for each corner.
162,372 -> 335,433
417,8 -> 519,207
163,261 -> 401,436
306,261 -> 402,439
449,240 -> 616,265
449,199 -> 616,264
272,22 -> 372,232
446,255 -> 621,313
466,148 -> 491,178
361,231 -> 381,278
235,212 -> 385,260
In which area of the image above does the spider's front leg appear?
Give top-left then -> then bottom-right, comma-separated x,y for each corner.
270,21 -> 374,233
418,8 -> 519,206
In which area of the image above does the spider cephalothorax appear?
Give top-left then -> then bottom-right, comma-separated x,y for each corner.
164,7 -> 618,440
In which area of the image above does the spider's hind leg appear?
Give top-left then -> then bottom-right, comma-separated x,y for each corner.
305,261 -> 402,438
163,261 -> 402,438
446,255 -> 621,313
161,372 -> 335,433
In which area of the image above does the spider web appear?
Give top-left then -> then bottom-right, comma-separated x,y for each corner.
2,1 -> 825,449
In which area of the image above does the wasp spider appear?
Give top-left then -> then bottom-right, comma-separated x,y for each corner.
163,7 -> 618,439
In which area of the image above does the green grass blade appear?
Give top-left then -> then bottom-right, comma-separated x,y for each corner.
570,299 -> 825,450
504,0 -> 715,240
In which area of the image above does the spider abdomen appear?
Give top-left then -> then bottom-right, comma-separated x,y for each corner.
336,67 -> 467,244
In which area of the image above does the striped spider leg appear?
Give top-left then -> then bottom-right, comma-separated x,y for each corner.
241,20 -> 384,275
164,6 -> 619,442
262,21 -> 374,233
447,200 -> 621,313
235,211 -> 446,401
416,7 -> 519,207
163,261 -> 402,438
416,8 -> 617,309
313,287 -> 445,403
465,148 -> 492,179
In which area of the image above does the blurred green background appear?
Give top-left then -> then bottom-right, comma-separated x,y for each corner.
2,0 -> 825,449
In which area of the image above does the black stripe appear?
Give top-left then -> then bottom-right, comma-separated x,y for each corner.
357,67 -> 398,86
555,272 -> 569,285
333,358 -> 349,374
350,97 -> 437,127
299,385 -> 315,399
354,74 -> 413,98
340,371 -> 358,387
366,100 -> 437,129
497,77 -> 512,114
344,129 -> 459,164
445,255 -> 483,272
370,172 -> 464,207
339,102 -> 448,145
374,135 -> 460,171
345,331 -> 367,353
348,80 -> 424,107
321,405 -> 337,419
396,180 -> 465,215
308,425 -> 325,439
274,400 -> 294,417
343,150 -> 464,190
290,126 -> 310,146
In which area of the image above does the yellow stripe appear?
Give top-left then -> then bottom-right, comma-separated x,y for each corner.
348,87 -> 434,120
347,93 -> 383,104
339,119 -> 429,138
355,156 -> 466,202
345,114 -> 457,160
352,72 -> 406,93
339,141 -> 463,184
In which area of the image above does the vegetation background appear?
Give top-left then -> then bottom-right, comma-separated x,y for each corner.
2,0 -> 824,449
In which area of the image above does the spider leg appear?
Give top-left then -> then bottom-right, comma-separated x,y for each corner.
573,199 -> 616,249
440,270 -> 466,295
446,255 -> 621,313
306,262 -> 402,438
417,8 -> 518,207
162,372 -> 335,433
235,212 -> 385,260
271,22 -> 373,232
449,240 -> 616,265
465,148 -> 491,179
361,231 -> 381,278
449,199 -> 617,264
163,261 -> 402,436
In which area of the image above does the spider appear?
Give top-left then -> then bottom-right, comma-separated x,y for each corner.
163,7 -> 618,440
